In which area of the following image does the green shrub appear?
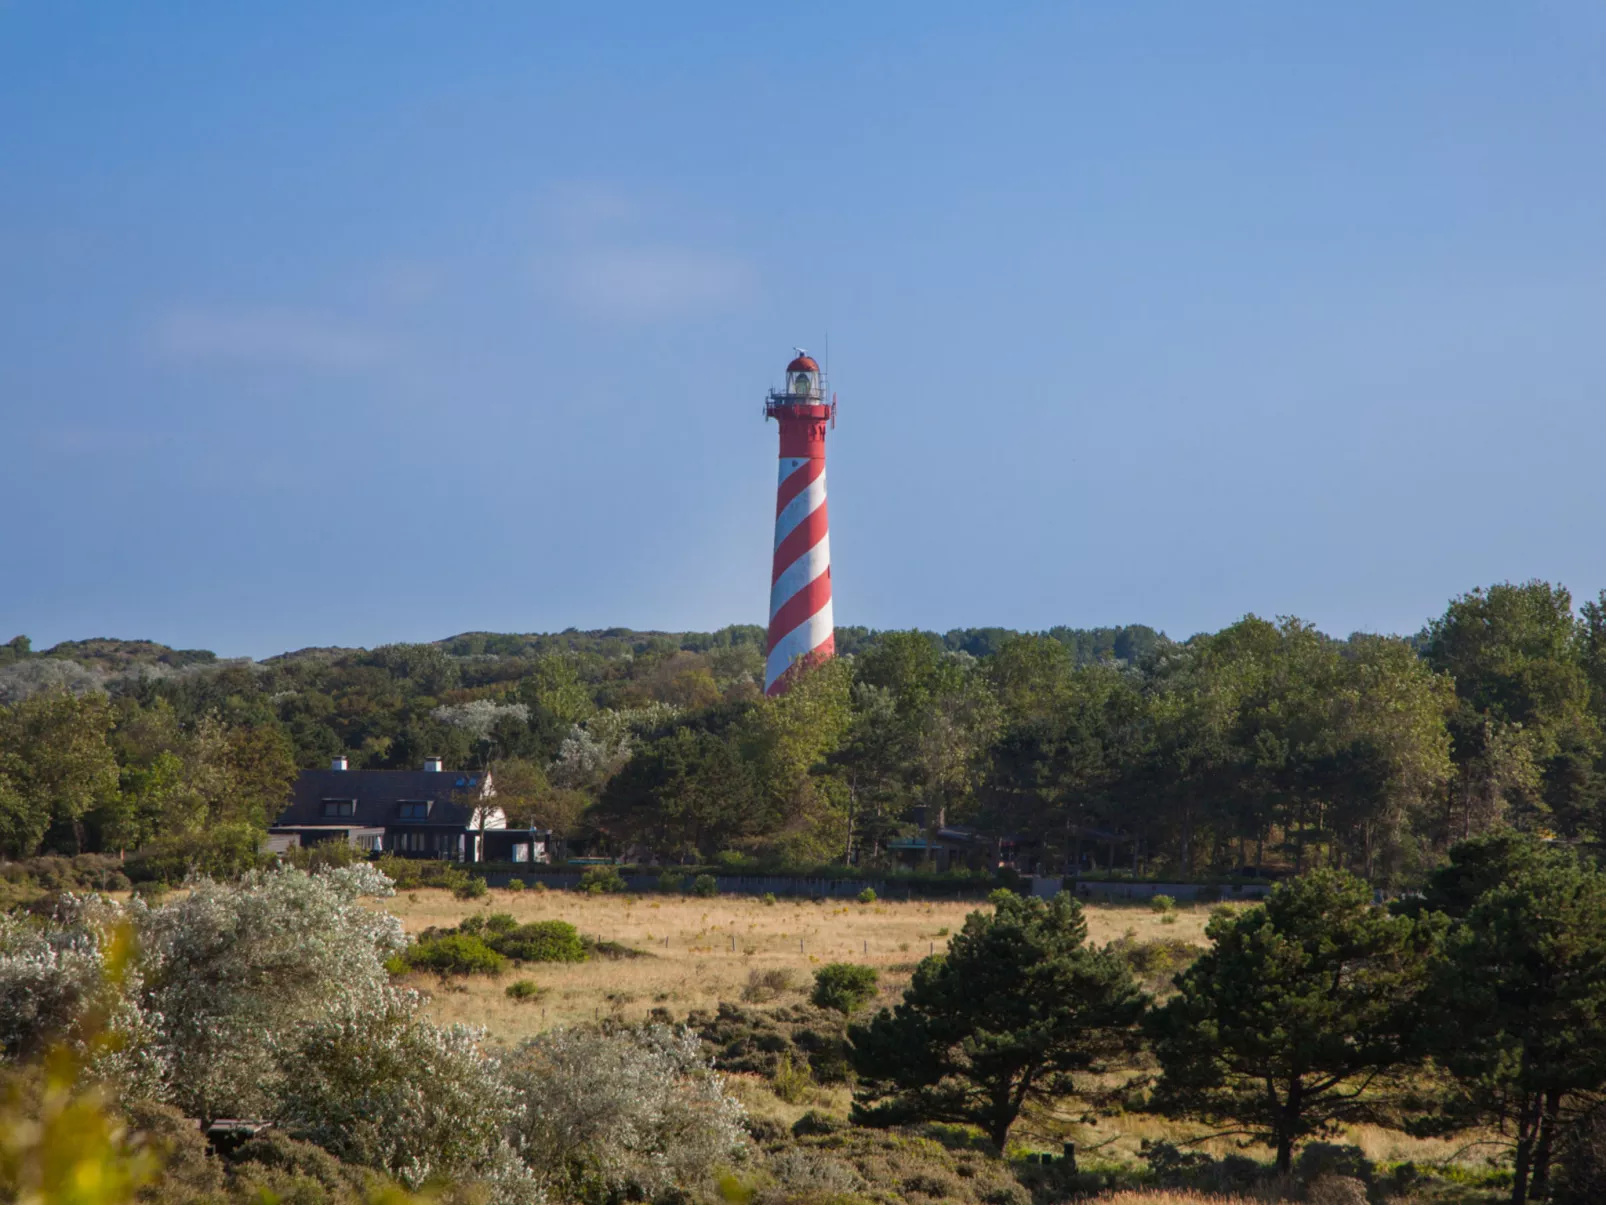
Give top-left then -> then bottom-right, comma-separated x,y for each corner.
792,1110 -> 845,1137
483,912 -> 518,934
454,875 -> 489,900
579,865 -> 627,894
131,880 -> 170,903
1150,894 -> 1177,915
692,874 -> 718,898
505,979 -> 546,1002
489,920 -> 586,963
762,892 -> 778,906
714,850 -> 755,870
772,1050 -> 815,1104
403,933 -> 506,975
504,877 -> 526,893
128,824 -> 268,883
372,853 -> 425,889
458,914 -> 488,934
658,870 -> 686,893
811,963 -> 879,1014
857,887 -> 877,904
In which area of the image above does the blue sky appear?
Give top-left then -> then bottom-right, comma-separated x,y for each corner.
4,2 -> 1605,658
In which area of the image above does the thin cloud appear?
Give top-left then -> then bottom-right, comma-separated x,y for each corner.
546,182 -> 640,240
151,308 -> 392,371
562,246 -> 754,320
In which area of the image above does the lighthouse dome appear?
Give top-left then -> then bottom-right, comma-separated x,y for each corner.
786,354 -> 820,373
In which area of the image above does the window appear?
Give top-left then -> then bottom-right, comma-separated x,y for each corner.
398,801 -> 430,820
321,799 -> 355,818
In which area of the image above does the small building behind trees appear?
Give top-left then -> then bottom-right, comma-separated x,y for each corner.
271,756 -> 549,864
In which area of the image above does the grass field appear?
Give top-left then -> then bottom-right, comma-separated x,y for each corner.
380,886 -> 1213,1040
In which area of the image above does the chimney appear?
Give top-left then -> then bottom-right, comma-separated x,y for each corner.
424,757 -> 443,773
331,755 -> 348,772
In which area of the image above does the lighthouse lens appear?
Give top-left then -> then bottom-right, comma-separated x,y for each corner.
794,374 -> 811,396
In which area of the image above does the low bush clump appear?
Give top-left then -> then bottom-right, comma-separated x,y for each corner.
690,1001 -> 854,1083
504,877 -> 526,893
399,932 -> 506,975
811,963 -> 879,1014
1109,936 -> 1201,994
692,873 -> 718,898
489,920 -> 586,963
777,1124 -> 1033,1205
505,979 -> 546,1002
741,967 -> 797,1003
580,865 -> 627,894
458,912 -> 518,937
658,870 -> 686,893
770,1050 -> 815,1104
0,854 -> 131,909
857,887 -> 877,904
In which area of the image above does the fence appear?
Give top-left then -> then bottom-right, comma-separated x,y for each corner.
1031,876 -> 1271,902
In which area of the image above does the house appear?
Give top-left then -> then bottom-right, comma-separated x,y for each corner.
271,756 -> 549,864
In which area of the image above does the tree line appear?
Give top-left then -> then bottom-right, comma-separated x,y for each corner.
2,579 -> 1605,883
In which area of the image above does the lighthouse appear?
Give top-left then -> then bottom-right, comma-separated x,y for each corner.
763,350 -> 837,695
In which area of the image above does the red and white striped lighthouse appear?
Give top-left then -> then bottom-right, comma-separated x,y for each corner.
763,350 -> 836,695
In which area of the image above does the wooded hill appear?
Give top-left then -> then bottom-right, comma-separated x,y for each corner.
2,581 -> 1604,885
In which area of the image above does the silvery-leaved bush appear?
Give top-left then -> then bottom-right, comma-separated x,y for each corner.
133,864 -> 407,1121
276,986 -> 542,1204
0,892 -> 165,1099
506,1023 -> 747,1201
431,700 -> 532,743
549,703 -> 681,790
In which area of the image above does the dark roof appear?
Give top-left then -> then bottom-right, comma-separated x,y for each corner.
274,769 -> 487,830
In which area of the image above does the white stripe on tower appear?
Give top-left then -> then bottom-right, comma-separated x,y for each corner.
765,455 -> 833,694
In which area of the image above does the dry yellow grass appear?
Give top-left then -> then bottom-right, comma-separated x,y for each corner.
375,887 -> 1214,1042
1091,1194 -> 1258,1204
